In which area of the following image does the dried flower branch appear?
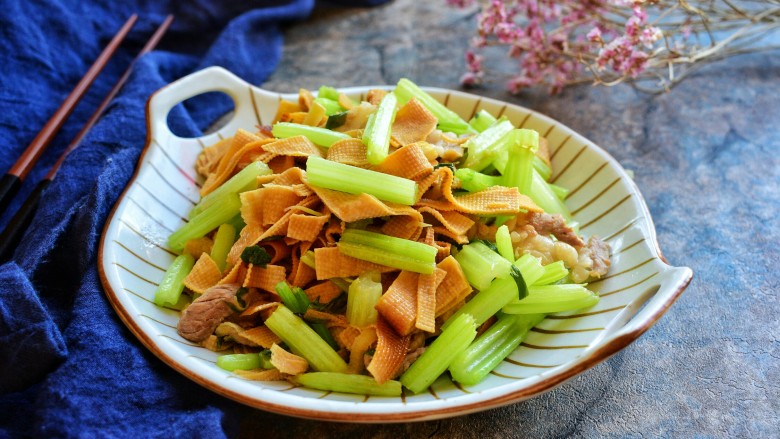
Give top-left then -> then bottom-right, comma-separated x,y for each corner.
448,0 -> 780,93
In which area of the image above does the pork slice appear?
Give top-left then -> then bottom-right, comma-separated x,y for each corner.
584,236 -> 611,278
177,283 -> 240,342
527,212 -> 584,248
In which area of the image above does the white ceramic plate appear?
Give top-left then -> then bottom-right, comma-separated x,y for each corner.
98,66 -> 692,422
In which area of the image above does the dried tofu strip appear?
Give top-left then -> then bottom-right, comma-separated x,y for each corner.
271,344 -> 309,375
244,264 -> 287,292
537,137 -> 551,168
432,226 -> 470,245
289,246 -> 316,287
183,253 -> 222,294
257,240 -> 291,265
367,317 -> 410,384
390,98 -> 438,146
334,325 -> 361,351
418,168 -> 542,215
375,271 -> 419,336
298,88 -> 315,111
234,368 -> 283,381
434,255 -> 473,317
310,186 -> 423,224
266,155 -> 296,174
323,217 -> 345,245
337,93 -> 355,110
304,281 -> 343,304
326,138 -> 369,167
272,166 -> 306,186
241,185 -> 304,226
418,206 -> 475,237
183,237 -> 213,259
226,224 -> 264,267
373,143 -> 433,180
201,130 -> 269,196
240,301 -> 280,318
220,259 -> 249,285
304,308 -> 349,328
348,327 -> 378,374
415,267 -> 447,333
333,102 -> 376,132
274,100 -> 302,124
238,326 -> 282,348
365,89 -> 388,106
287,213 -> 330,242
313,247 -> 397,279
196,136 -> 232,178
380,216 -> 423,241
263,135 -> 323,158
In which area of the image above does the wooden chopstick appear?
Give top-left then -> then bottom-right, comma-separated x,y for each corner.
0,15 -> 174,263
0,14 -> 138,215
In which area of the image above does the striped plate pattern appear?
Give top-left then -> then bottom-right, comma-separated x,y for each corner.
99,67 -> 692,422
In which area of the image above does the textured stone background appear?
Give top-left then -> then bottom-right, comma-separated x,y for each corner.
239,1 -> 780,437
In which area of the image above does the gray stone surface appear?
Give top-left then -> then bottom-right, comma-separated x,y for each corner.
240,1 -> 780,437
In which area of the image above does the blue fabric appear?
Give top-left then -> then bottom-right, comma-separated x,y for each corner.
0,1 -> 385,436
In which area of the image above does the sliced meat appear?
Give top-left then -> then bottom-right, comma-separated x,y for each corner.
177,283 -> 240,342
527,212 -> 584,248
583,236 -> 611,279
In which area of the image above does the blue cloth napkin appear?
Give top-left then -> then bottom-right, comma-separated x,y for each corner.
0,1 -> 386,436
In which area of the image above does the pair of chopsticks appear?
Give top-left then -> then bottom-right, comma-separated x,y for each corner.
0,15 -> 174,263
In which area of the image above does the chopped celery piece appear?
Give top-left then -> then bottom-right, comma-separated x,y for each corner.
216,353 -> 262,371
154,254 -> 195,307
275,281 -> 311,314
400,313 -> 477,394
534,155 -> 552,181
549,182 -> 569,201
454,168 -> 502,192
189,161 -> 269,219
454,241 -> 512,290
309,322 -> 340,351
338,242 -> 435,274
529,169 -> 574,223
495,225 -> 514,262
258,349 -> 274,370
313,97 -> 343,115
502,284 -> 598,314
210,223 -> 236,272
271,122 -> 350,147
346,271 -> 383,326
295,372 -> 402,397
341,229 -> 437,260
462,120 -> 515,171
264,305 -> 348,373
306,156 -> 417,205
534,260 -> 569,285
468,109 -> 497,132
441,277 -> 519,330
363,93 -> 398,165
449,312 -> 545,385
171,194 -> 241,252
394,78 -> 475,135
300,250 -> 316,269
317,85 -> 340,101
502,129 -> 539,196
513,254 -> 545,286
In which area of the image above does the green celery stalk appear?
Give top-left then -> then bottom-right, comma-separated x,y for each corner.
534,260 -> 569,286
189,161 -> 270,219
549,182 -> 569,201
454,241 -> 512,290
502,284 -> 598,314
337,242 -> 435,274
275,281 -> 311,314
295,372 -> 402,397
271,122 -> 351,147
468,109 -> 498,132
502,129 -> 539,196
305,156 -> 417,205
216,353 -> 263,371
449,312 -> 545,385
154,254 -> 195,307
341,229 -> 437,260
169,194 -> 241,252
441,277 -> 520,330
534,155 -> 552,181
462,120 -> 515,171
346,271 -> 383,326
495,225 -> 514,262
394,78 -> 475,135
313,97 -> 343,115
454,168 -> 502,192
529,169 -> 574,224
400,313 -> 477,393
513,254 -> 545,286
317,85 -> 341,101
210,223 -> 236,272
363,93 -> 398,165
264,305 -> 348,373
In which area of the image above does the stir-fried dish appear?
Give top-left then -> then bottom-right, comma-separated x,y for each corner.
154,79 -> 611,396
